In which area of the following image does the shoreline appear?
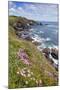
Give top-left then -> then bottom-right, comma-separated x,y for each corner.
17,31 -> 58,70
11,16 -> 58,70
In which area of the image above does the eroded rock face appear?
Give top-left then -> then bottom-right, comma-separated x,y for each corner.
16,31 -> 33,41
51,48 -> 58,59
32,41 -> 41,46
42,48 -> 58,70
13,22 -> 29,31
42,48 -> 50,58
13,21 -> 34,41
42,48 -> 58,60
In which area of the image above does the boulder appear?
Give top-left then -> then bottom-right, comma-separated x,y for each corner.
32,41 -> 41,46
25,36 -> 33,41
42,48 -> 50,58
40,22 -> 43,25
51,48 -> 58,59
13,21 -> 30,31
42,48 -> 50,54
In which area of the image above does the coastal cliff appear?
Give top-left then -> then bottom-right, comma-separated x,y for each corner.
9,16 -> 58,88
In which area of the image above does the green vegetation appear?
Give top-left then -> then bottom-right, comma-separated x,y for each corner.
9,16 -> 58,89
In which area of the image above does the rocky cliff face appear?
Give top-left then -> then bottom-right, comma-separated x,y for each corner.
9,16 -> 58,88
42,48 -> 58,70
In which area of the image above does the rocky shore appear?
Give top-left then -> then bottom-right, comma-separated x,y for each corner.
10,16 -> 58,71
9,16 -> 58,88
42,48 -> 58,70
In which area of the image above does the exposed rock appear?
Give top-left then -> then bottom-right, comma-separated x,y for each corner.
42,48 -> 50,54
20,32 -> 33,41
51,53 -> 58,60
51,48 -> 58,59
25,36 -> 33,41
42,48 -> 50,58
13,22 -> 29,31
40,22 -> 43,25
42,48 -> 58,70
32,41 -> 41,46
16,31 -> 33,41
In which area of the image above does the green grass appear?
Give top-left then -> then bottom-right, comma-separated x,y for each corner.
8,17 -> 58,89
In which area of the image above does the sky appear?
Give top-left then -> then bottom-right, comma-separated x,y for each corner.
8,1 -> 58,22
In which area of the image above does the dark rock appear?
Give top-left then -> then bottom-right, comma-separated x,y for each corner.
51,48 -> 58,59
42,48 -> 50,58
42,48 -> 58,70
42,48 -> 50,55
40,22 -> 43,25
45,24 -> 48,25
32,41 -> 41,46
13,21 -> 30,31
25,36 -> 33,41
16,31 -> 33,41
51,52 -> 58,59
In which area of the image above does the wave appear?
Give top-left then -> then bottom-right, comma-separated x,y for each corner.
37,43 -> 58,51
32,34 -> 51,43
39,31 -> 44,34
29,28 -> 34,31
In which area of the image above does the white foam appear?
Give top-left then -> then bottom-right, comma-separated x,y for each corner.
39,31 -> 44,34
46,38 -> 51,41
30,28 -> 34,31
32,34 -> 41,42
38,37 -> 51,42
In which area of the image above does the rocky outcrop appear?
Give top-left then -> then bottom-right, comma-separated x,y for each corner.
42,48 -> 58,70
42,48 -> 50,58
12,17 -> 37,41
40,22 -> 43,25
32,41 -> 41,46
13,22 -> 30,31
16,31 -> 33,41
51,48 -> 58,59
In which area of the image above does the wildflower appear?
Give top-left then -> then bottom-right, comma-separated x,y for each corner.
32,77 -> 35,81
20,69 -> 26,77
17,71 -> 19,74
30,77 -> 35,81
39,80 -> 42,84
25,81 -> 28,84
36,80 -> 42,86
27,69 -> 30,73
17,48 -> 31,65
31,72 -> 33,75
30,77 -> 33,80
36,80 -> 38,84
27,73 -> 31,77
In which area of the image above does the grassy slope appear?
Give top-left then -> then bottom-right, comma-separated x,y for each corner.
9,16 -> 58,88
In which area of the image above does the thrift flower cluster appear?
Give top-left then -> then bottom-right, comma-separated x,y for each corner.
17,48 -> 31,65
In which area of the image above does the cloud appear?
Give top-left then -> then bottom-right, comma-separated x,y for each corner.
8,1 -> 16,9
8,2 -> 58,21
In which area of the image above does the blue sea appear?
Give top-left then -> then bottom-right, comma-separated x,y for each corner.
30,22 -> 59,50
